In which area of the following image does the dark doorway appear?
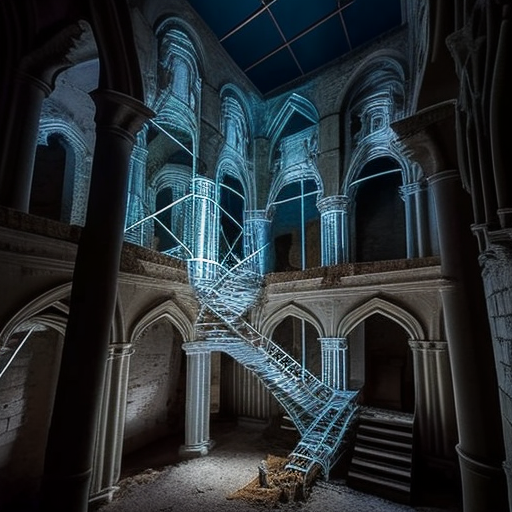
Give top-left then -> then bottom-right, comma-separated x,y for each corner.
362,313 -> 414,413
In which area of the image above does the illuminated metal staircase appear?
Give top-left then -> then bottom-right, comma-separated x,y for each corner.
188,253 -> 359,494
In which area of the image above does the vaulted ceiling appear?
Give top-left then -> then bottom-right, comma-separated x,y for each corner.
186,0 -> 403,95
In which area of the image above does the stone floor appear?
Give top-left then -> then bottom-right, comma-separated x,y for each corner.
95,419 -> 461,512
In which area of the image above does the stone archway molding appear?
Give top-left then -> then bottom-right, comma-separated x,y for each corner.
0,282 -> 72,344
130,298 -> 195,344
260,301 -> 326,340
338,296 -> 425,340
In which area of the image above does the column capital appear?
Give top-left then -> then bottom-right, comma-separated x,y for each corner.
409,340 -> 448,351
90,89 -> 155,142
318,337 -> 348,350
399,181 -> 426,198
16,71 -> 53,97
244,209 -> 269,222
426,169 -> 461,187
317,195 -> 350,214
182,341 -> 214,355
391,100 -> 458,176
107,342 -> 133,359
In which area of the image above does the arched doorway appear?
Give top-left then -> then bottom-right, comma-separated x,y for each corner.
359,313 -> 414,413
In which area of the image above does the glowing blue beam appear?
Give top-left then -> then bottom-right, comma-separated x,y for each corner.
124,193 -> 193,232
148,119 -> 194,157
271,189 -> 318,206
153,216 -> 193,258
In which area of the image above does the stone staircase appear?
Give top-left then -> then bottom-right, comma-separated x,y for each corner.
347,408 -> 414,504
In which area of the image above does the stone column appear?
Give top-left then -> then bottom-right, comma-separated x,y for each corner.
0,22 -> 89,212
2,72 -> 52,211
409,340 -> 457,476
317,195 -> 350,266
89,343 -> 133,506
319,337 -> 347,390
40,89 -> 154,512
180,342 -> 214,457
392,102 -> 508,512
429,169 -> 507,512
400,181 -> 430,258
479,237 -> 512,506
125,138 -> 150,246
490,3 -> 512,230
244,209 -> 271,274
188,176 -> 219,283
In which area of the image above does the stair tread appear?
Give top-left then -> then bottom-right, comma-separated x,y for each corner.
355,434 -> 412,451
358,423 -> 413,437
347,470 -> 411,492
354,445 -> 412,463
349,457 -> 412,477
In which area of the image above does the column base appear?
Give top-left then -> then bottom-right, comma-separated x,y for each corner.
456,444 -> 508,512
88,486 -> 119,508
179,439 -> 216,459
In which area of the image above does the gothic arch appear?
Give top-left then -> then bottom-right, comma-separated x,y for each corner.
216,155 -> 253,211
219,83 -> 253,145
149,162 -> 191,193
266,93 -> 319,149
0,283 -> 72,344
261,302 -> 325,340
338,296 -> 425,340
335,51 -> 407,114
130,299 -> 195,344
153,17 -> 206,78
0,282 -> 126,346
338,53 -> 408,191
342,146 -> 408,197
216,85 -> 255,209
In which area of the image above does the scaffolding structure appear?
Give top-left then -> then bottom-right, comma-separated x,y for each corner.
124,171 -> 360,491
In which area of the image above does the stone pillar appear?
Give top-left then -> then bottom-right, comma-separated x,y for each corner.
400,181 -> 430,258
1,72 -> 52,211
40,89 -> 154,512
490,3 -> 512,230
180,342 -> 214,457
89,343 -> 133,505
125,138 -> 150,246
429,169 -> 507,512
409,340 -> 458,476
317,195 -> 350,266
392,102 -> 508,512
244,209 -> 271,274
479,238 -> 512,507
319,337 -> 347,390
0,22 -> 89,212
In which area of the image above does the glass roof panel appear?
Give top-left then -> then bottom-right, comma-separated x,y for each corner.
245,47 -> 301,94
290,16 -> 351,74
269,0 -> 339,39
